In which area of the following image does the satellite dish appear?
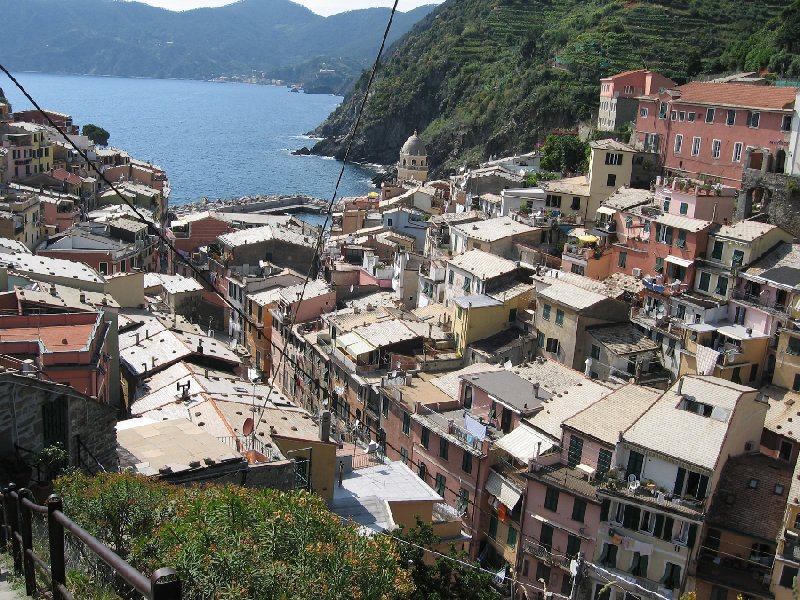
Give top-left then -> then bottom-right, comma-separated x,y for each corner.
242,417 -> 254,436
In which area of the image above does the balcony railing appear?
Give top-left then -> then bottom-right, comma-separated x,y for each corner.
732,288 -> 790,316
522,540 -> 571,570
642,278 -> 688,296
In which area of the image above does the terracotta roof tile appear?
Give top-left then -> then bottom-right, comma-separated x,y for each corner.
675,82 -> 796,111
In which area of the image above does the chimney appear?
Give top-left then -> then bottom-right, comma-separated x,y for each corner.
79,291 -> 86,303
135,332 -> 140,346
319,410 -> 331,443
676,377 -> 683,396
151,356 -> 157,368
49,283 -> 57,296
197,340 -> 204,354
533,382 -> 540,399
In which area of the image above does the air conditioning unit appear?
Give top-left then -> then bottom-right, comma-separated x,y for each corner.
632,268 -> 642,278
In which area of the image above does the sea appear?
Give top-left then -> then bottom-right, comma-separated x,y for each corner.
1,72 -> 378,207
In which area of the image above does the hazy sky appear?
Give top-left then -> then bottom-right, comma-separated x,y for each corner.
127,0 -> 441,16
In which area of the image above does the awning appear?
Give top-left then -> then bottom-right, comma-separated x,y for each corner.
485,471 -> 522,509
578,235 -> 599,244
496,424 -> 556,462
335,332 -> 375,357
596,206 -> 616,216
664,255 -> 693,268
532,513 -> 593,540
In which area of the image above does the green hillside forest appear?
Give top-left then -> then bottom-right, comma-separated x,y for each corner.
311,0 -> 800,175
0,0 -> 435,92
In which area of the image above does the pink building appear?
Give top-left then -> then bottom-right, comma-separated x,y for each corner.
166,211 -> 233,275
41,196 -> 81,234
632,82 -> 797,188
598,69 -> 675,133
0,295 -> 112,403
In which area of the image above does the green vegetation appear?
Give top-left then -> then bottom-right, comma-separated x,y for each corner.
54,472 -> 493,600
82,124 -> 110,147
313,0 -> 793,175
0,0 -> 434,86
539,133 -> 588,174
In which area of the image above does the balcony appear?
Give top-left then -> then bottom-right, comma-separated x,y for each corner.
696,556 -> 771,597
598,477 -> 705,520
629,307 -> 684,340
732,288 -> 790,317
642,277 -> 688,296
522,540 -> 571,571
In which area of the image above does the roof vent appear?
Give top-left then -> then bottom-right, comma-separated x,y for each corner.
189,460 -> 201,469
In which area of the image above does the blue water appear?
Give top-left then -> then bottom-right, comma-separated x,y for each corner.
1,72 -> 377,205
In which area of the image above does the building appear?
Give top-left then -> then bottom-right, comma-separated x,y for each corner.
443,249 -> 521,307
0,192 -> 42,250
397,131 -> 428,183
597,69 -> 676,133
0,122 -> 54,180
534,279 -> 630,371
0,367 -> 118,485
696,453 -> 792,600
166,211 -> 234,275
591,376 -> 767,598
632,82 -> 798,188
449,216 -> 542,259
585,323 -> 669,387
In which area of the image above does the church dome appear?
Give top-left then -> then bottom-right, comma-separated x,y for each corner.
401,131 -> 427,156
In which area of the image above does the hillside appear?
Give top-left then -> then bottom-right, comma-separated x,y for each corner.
311,0 -> 797,175
0,0 -> 435,89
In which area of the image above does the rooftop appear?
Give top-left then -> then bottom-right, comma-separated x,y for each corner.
430,363 -> 503,400
0,252 -> 105,284
537,280 -> 610,311
624,376 -> 756,470
563,384 -> 661,445
744,242 -> 800,287
143,273 -> 204,295
674,81 -> 797,111
656,212 -> 712,233
713,221 -> 781,242
588,323 -> 661,355
453,294 -> 503,309
461,370 -> 544,414
590,139 -> 636,152
447,249 -> 517,280
451,216 -> 537,243
218,224 -> 308,248
116,418 -> 243,477
762,386 -> 800,442
543,176 -> 589,197
602,188 -> 654,212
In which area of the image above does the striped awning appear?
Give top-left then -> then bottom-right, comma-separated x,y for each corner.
486,471 -> 522,509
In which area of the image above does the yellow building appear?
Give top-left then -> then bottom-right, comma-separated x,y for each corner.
0,193 -> 42,249
397,131 -> 428,183
97,182 -> 164,224
451,282 -> 533,356
773,329 -> 800,392
1,123 -> 53,180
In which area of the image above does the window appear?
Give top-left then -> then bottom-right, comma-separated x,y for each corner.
462,451 -> 472,474
782,114 -> 793,132
715,275 -> 728,296
448,270 -> 454,284
691,136 -> 701,156
382,396 -> 389,418
400,446 -> 408,465
590,344 -> 600,360
662,197 -> 670,212
544,487 -> 560,511
630,552 -> 649,577
726,109 -> 736,126
463,385 -> 473,409
711,240 -> 724,260
568,435 -> 584,468
780,440 -> 793,462
421,427 -> 430,449
712,139 -> 721,159
540,523 -> 554,551
439,438 -> 449,460
659,102 -> 669,119
435,473 -> 446,496
679,202 -> 688,215
640,107 -> 649,118
462,277 -> 471,292
618,251 -> 627,268
679,111 -> 685,121
705,108 -> 715,123
536,563 -> 551,586
566,534 -> 581,558
626,451 -> 644,479
572,498 -> 586,523
99,261 -> 108,275
748,111 -> 760,128
546,338 -> 560,354
732,142 -> 743,162
671,110 -> 677,121
546,194 -> 562,207
571,264 -> 585,275
571,196 -> 581,210
387,217 -> 393,226
598,543 -> 617,568
458,488 -> 468,514
489,514 -> 498,539
605,153 -> 623,166
731,249 -> 744,268
676,229 -> 687,248
780,566 -> 798,589
639,511 -> 656,534
607,173 -> 617,187
688,112 -> 696,122
597,449 -> 612,476
537,331 -> 545,348
402,412 -> 410,435
555,309 -> 565,326
674,134 -> 683,154
698,271 -> 710,292
418,461 -> 427,480
542,304 -> 551,320
506,526 -> 518,549
710,587 -> 728,600
662,563 -> 681,589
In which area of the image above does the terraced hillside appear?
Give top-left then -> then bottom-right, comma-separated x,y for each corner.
312,0 -> 795,175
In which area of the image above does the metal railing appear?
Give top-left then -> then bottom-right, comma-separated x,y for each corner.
1,485 -> 181,599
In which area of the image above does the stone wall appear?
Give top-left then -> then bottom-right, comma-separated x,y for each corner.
0,370 -> 118,484
739,168 -> 800,237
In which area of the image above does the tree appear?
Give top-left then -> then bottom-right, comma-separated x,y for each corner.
394,518 -> 502,600
539,133 -> 588,174
82,123 -> 110,146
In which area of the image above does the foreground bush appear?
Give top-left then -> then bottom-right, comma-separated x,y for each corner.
57,472 -> 413,599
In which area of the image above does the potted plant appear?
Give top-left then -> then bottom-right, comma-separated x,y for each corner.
32,442 -> 69,502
